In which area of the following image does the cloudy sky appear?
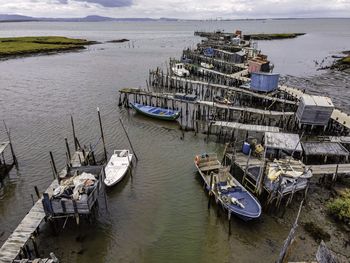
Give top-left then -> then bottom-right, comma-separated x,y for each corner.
0,0 -> 349,19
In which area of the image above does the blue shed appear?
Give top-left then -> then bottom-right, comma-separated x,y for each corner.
250,72 -> 279,92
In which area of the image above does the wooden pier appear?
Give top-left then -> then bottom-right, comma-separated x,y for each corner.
0,111 -> 108,263
0,180 -> 57,263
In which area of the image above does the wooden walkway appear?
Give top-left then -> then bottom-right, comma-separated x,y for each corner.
0,149 -> 87,262
118,88 -> 296,117
194,54 -> 247,69
231,153 -> 350,176
213,121 -> 280,133
199,101 -> 295,116
197,67 -> 250,82
0,180 -> 58,263
167,76 -> 297,105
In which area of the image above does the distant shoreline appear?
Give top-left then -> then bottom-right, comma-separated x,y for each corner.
0,36 -> 98,60
0,15 -> 350,23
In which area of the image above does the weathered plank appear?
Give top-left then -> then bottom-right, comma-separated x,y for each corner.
316,241 -> 339,263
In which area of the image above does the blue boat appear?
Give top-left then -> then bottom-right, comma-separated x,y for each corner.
194,153 -> 261,221
130,102 -> 180,121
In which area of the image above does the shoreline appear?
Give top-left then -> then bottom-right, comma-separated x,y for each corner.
0,36 -> 99,60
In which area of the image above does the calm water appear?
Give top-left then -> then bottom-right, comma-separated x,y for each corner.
0,19 -> 350,262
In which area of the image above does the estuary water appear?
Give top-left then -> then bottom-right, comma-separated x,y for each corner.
0,19 -> 350,262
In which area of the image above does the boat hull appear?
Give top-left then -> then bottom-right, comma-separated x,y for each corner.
104,151 -> 133,187
194,153 -> 261,221
130,103 -> 180,121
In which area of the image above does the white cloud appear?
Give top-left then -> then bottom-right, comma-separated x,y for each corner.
0,0 -> 349,18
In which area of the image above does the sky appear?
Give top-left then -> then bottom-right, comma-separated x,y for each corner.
0,0 -> 349,19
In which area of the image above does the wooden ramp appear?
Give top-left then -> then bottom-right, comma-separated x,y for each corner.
213,121 -> 280,133
0,180 -> 58,263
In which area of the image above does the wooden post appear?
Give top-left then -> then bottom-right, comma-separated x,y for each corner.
3,121 -> 18,167
71,115 -> 78,151
50,160 -> 56,179
34,186 -> 40,199
49,151 -> 58,177
276,200 -> 304,263
65,138 -> 71,161
242,149 -> 252,183
208,172 -> 214,209
31,236 -> 40,257
119,118 -> 139,162
97,107 -> 108,163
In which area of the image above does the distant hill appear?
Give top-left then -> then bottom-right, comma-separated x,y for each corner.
0,14 -> 178,22
0,14 -> 38,21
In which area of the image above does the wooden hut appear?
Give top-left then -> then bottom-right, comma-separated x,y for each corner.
250,72 -> 279,93
301,141 -> 349,164
248,54 -> 270,73
296,95 -> 334,126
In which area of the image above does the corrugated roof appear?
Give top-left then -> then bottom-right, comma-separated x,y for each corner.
301,94 -> 334,108
264,132 -> 302,151
302,142 -> 349,156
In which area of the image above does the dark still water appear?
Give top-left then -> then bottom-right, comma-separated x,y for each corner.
0,19 -> 349,262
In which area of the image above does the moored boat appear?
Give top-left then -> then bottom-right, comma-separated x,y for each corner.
104,149 -> 133,187
194,153 -> 261,221
130,102 -> 180,121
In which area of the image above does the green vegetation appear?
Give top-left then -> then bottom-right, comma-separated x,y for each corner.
303,222 -> 331,241
249,33 -> 305,40
340,56 -> 350,64
326,189 -> 350,223
0,36 -> 97,58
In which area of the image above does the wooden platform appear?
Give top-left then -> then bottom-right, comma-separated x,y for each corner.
0,180 -> 58,263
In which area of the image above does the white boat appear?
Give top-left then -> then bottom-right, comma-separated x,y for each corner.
172,63 -> 190,77
104,149 -> 133,187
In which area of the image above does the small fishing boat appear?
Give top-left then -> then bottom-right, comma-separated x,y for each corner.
104,150 -> 133,187
194,153 -> 261,221
130,102 -> 180,121
213,96 -> 233,105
